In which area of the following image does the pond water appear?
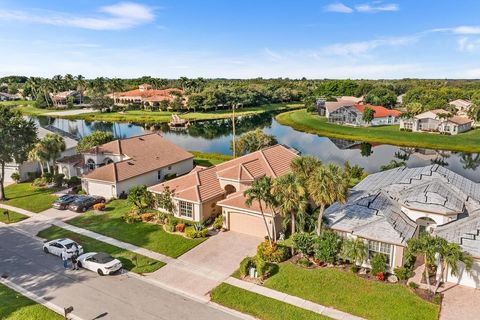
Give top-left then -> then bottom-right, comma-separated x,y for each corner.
34,113 -> 480,182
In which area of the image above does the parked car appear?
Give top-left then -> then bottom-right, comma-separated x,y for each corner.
77,252 -> 122,275
52,195 -> 78,210
68,196 -> 105,212
43,238 -> 84,258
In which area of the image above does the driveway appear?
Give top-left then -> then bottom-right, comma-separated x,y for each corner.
149,231 -> 260,298
440,283 -> 480,320
0,226 -> 242,320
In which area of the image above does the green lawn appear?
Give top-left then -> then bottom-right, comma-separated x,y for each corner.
0,209 -> 29,224
0,100 -> 57,116
0,283 -> 62,320
276,109 -> 480,152
67,200 -> 206,258
263,263 -> 439,320
191,150 -> 233,167
62,103 -> 303,123
3,183 -> 57,213
211,283 -> 329,320
37,225 -> 165,273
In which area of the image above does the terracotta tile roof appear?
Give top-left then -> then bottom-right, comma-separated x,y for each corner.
56,154 -> 84,167
353,104 -> 401,118
82,133 -> 193,183
447,116 -> 473,125
217,192 -> 275,215
149,144 -> 299,203
111,86 -> 183,103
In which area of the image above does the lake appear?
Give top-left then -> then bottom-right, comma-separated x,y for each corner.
34,112 -> 480,182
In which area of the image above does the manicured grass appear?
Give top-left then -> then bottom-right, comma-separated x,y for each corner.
191,150 -> 233,167
3,183 -> 57,213
276,109 -> 480,152
0,100 -> 56,116
67,200 -> 206,258
37,225 -> 165,273
62,103 -> 303,123
263,263 -> 439,320
211,283 -> 329,320
0,283 -> 62,320
0,209 -> 29,224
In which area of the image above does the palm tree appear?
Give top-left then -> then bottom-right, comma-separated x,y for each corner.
107,78 -> 124,105
460,153 -> 480,170
39,79 -> 52,108
434,240 -> 473,294
244,176 -> 275,245
64,74 -> 75,90
28,143 -> 48,175
341,238 -> 367,266
75,75 -> 86,104
290,156 -> 322,182
271,173 -> 308,235
41,134 -> 66,173
307,163 -> 348,235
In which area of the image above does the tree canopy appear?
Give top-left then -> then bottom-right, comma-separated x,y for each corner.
232,128 -> 277,156
76,131 -> 114,153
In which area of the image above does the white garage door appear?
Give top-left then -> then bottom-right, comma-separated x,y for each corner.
85,181 -> 114,199
447,260 -> 480,289
228,211 -> 268,238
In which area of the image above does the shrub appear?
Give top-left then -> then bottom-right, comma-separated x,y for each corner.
10,172 -> 20,183
297,257 -> 311,268
164,224 -> 175,232
212,215 -> 224,230
193,222 -> 204,231
128,185 -> 155,213
255,257 -> 267,278
93,203 -> 105,211
432,294 -> 443,305
375,272 -> 385,281
78,190 -> 87,195
53,173 -> 65,187
123,211 -> 141,224
239,257 -> 256,278
351,265 -> 360,273
167,217 -> 179,227
314,230 -> 341,264
140,212 -> 155,222
256,241 -> 291,263
175,223 -> 186,232
42,172 -> 53,184
156,211 -> 169,224
292,232 -> 315,257
394,266 -> 413,281
27,171 -> 39,181
370,253 -> 387,276
408,282 -> 418,289
306,105 -> 317,113
32,177 -> 47,187
185,226 -> 208,238
67,176 -> 81,187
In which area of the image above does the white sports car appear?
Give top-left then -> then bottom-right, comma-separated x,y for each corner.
77,252 -> 122,276
43,238 -> 84,258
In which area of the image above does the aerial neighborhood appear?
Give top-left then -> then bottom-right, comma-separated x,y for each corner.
2,2 -> 480,320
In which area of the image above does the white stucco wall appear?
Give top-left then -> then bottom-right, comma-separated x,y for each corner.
402,207 -> 456,226
446,259 -> 480,289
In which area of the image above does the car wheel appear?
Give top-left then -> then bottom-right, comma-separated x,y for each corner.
43,247 -> 49,254
97,269 -> 104,276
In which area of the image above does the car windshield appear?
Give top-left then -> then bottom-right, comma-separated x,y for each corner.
72,197 -> 88,204
64,242 -> 77,249
58,195 -> 72,201
92,253 -> 114,264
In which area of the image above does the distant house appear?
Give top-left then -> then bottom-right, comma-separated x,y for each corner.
107,84 -> 184,107
149,145 -> 299,238
0,92 -> 20,101
5,126 -> 78,183
400,109 -> 473,135
339,96 -> 363,103
317,99 -> 401,126
325,165 -> 480,288
79,133 -> 193,199
51,90 -> 81,107
449,99 -> 472,115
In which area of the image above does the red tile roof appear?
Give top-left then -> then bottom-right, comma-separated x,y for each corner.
354,104 -> 401,118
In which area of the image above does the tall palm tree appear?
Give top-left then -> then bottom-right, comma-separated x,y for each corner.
107,78 -> 124,105
28,142 -> 48,175
307,163 -> 348,235
290,155 -> 322,182
75,75 -> 86,104
41,134 -> 66,173
434,240 -> 473,294
244,176 -> 275,245
64,74 -> 75,90
39,79 -> 52,108
271,173 -> 308,235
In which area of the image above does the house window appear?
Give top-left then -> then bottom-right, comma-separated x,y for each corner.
157,170 -> 162,180
179,201 -> 193,218
368,240 -> 393,265
168,165 -> 172,170
86,159 -> 95,170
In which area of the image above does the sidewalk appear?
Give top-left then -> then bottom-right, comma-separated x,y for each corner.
225,277 -> 365,320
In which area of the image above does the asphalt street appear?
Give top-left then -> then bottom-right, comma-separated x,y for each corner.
0,226 -> 241,320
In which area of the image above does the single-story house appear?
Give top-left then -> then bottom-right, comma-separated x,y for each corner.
4,125 -> 78,183
325,165 -> 480,288
317,99 -> 401,126
0,92 -> 20,101
449,99 -> 472,115
51,90 -> 81,106
400,109 -> 473,135
81,133 -> 193,199
149,144 -> 299,238
107,84 -> 184,107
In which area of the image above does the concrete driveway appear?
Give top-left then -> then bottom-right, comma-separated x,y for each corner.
0,226 -> 242,320
150,231 -> 260,298
440,283 -> 480,320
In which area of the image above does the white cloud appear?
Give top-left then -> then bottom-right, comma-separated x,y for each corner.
452,26 -> 480,35
324,36 -> 417,56
458,37 -> 480,52
355,3 -> 399,13
264,48 -> 284,61
0,2 -> 155,30
323,3 -> 354,13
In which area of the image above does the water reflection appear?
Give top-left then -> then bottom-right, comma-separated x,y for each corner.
33,113 -> 480,182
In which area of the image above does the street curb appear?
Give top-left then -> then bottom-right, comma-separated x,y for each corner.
0,277 -> 84,320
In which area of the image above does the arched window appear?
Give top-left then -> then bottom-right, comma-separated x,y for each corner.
86,159 -> 96,170
224,184 -> 237,196
104,157 -> 114,165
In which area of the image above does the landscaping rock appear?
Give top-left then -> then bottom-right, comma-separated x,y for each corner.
359,268 -> 367,275
388,275 -> 398,283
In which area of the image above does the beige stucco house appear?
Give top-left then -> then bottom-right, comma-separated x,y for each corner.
400,109 -> 473,135
80,133 -> 193,199
149,144 -> 299,238
325,165 -> 480,288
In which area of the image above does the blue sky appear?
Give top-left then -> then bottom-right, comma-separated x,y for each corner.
1,0 -> 480,79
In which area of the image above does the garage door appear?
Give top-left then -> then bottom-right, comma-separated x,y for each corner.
228,211 -> 268,238
85,181 -> 114,199
447,260 -> 480,289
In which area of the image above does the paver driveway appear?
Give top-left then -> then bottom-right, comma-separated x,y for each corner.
150,231 -> 260,298
440,283 -> 480,320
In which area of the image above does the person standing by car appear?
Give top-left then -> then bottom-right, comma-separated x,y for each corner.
61,248 -> 69,269
71,252 -> 79,271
